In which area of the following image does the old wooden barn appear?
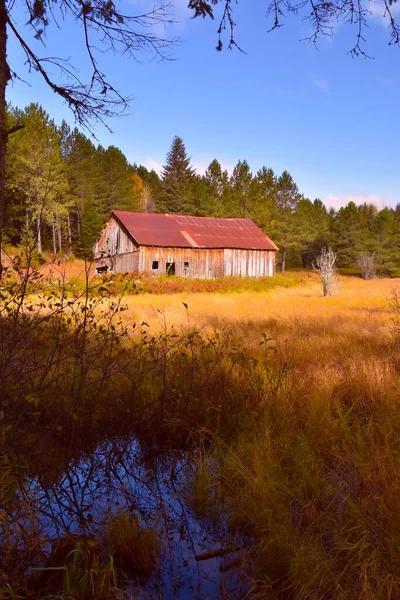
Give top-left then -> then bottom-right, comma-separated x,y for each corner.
93,211 -> 278,278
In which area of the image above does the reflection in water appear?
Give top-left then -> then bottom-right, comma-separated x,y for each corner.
1,429 -> 247,599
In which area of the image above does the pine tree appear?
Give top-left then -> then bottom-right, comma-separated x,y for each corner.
158,136 -> 196,214
331,201 -> 371,267
373,208 -> 397,271
249,166 -> 277,231
296,198 -> 330,266
285,198 -> 330,268
272,170 -> 303,272
76,195 -> 104,260
195,159 -> 229,216
62,128 -> 106,252
230,160 -> 253,218
204,159 -> 229,201
101,145 -> 135,215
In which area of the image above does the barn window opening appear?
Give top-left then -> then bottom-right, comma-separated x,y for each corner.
166,262 -> 175,276
184,261 -> 189,268
96,265 -> 109,274
152,261 -> 159,269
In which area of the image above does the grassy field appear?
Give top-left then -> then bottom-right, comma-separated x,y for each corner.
122,272 -> 393,329
40,257 -> 394,328
171,274 -> 400,599
120,272 -> 400,599
2,259 -> 400,598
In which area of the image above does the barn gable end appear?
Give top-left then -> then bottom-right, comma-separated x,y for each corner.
93,213 -> 139,273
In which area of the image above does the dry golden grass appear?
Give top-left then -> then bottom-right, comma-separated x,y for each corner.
146,273 -> 400,600
3,266 -> 400,599
122,274 -> 397,333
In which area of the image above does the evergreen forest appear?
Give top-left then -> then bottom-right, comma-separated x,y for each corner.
6,103 -> 400,275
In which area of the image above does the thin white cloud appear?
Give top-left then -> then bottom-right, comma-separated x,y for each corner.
311,76 -> 331,94
161,0 -> 192,32
170,0 -> 192,16
192,163 -> 208,176
219,162 -> 236,176
369,0 -> 400,23
126,0 -> 189,35
142,159 -> 163,174
325,194 -> 395,211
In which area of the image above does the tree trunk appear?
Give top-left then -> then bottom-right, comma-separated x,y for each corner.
52,221 -> 57,255
281,248 -> 286,273
143,186 -> 149,212
37,218 -> 42,254
0,0 -> 11,279
77,205 -> 81,235
67,211 -> 72,252
57,214 -> 62,253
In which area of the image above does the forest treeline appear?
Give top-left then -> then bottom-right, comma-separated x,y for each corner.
5,102 -> 400,274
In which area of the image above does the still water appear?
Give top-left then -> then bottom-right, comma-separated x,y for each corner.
1,433 -> 249,599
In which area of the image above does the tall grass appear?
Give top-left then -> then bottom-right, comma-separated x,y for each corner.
192,309 -> 400,599
0,253 -> 292,596
1,249 -> 400,598
107,511 -> 160,580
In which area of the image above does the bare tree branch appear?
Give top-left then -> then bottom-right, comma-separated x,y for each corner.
313,246 -> 338,296
7,2 -> 177,130
189,0 -> 400,56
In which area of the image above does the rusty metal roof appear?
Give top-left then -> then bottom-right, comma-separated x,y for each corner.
112,211 -> 278,251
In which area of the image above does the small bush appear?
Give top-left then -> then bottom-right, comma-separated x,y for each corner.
357,253 -> 376,280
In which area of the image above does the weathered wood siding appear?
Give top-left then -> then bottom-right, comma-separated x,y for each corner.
94,216 -> 276,277
94,217 -> 137,256
223,249 -> 275,277
94,216 -> 139,272
139,247 -> 225,278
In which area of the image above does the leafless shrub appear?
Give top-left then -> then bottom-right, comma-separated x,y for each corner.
357,253 -> 376,280
313,246 -> 338,297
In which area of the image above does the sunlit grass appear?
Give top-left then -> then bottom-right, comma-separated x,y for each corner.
178,275 -> 400,599
2,261 -> 400,598
121,273 -> 400,598
121,274 -> 396,332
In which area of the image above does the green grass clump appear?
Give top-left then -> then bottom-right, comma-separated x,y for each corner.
107,512 -> 160,581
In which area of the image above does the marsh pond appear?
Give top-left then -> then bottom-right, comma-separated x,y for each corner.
0,421 -> 252,599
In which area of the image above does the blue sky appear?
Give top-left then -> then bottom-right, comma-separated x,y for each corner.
6,0 -> 400,210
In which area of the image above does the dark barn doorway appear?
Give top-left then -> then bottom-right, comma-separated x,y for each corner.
166,262 -> 175,276
95,265 -> 109,274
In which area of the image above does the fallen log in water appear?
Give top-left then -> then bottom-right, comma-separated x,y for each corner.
219,554 -> 242,573
195,545 -> 246,562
